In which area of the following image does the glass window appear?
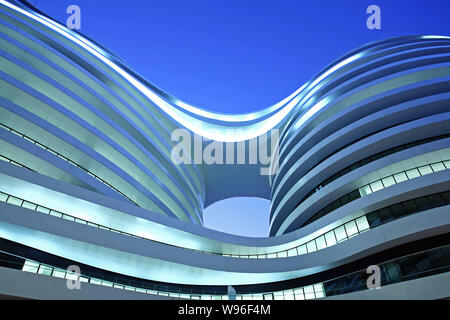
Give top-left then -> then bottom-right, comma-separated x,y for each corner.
75,218 -> 86,225
341,167 -> 351,175
418,165 -> 433,176
355,216 -> 370,232
370,180 -> 384,192
283,290 -> 295,300
22,261 -> 39,273
334,225 -> 347,242
384,261 -> 402,280
65,272 -> 79,281
0,192 -> 7,202
340,194 -> 351,206
315,235 -> 327,250
314,284 -> 324,293
324,204 -> 334,214
359,185 -> 372,196
431,162 -> 446,172
344,220 -> 358,238
427,249 -> 447,268
402,200 -> 418,214
36,206 -> 50,214
441,191 -> 450,205
113,284 -> 124,289
297,245 -> 307,255
267,253 -> 277,259
393,172 -> 408,183
382,176 -> 396,188
23,136 -> 34,143
428,194 -> 445,207
101,281 -> 113,287
315,291 -> 325,298
253,294 -> 263,300
22,201 -> 37,210
52,269 -> 66,278
349,190 -> 360,201
325,230 -> 337,246
412,252 -> 432,272
287,248 -> 297,257
38,265 -> 53,276
146,289 -> 158,299
406,168 -> 421,179
50,211 -> 62,218
366,211 -> 382,227
273,291 -> 284,300
304,286 -> 315,300
277,251 -> 287,258
377,206 -> 391,220
306,240 -> 317,253
263,293 -> 273,300
415,197 -> 432,210
398,257 -> 418,276
390,204 -> 405,218
443,160 -> 450,169
62,214 -> 75,221
90,278 -> 102,285
294,288 -> 305,300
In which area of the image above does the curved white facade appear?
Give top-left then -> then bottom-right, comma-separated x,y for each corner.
0,0 -> 450,300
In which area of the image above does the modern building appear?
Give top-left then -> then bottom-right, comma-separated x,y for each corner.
0,0 -> 450,300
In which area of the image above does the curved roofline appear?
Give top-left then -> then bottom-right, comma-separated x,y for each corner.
7,0 -> 450,143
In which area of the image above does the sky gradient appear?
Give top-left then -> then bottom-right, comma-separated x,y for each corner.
30,0 -> 450,237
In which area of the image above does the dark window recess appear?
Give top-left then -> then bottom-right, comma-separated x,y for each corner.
367,211 -> 382,227
429,194 -> 446,207
441,191 -> 450,204
0,251 -> 24,270
303,189 -> 362,226
302,186 -> 450,232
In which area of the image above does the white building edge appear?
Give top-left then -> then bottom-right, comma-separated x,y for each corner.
0,0 -> 450,300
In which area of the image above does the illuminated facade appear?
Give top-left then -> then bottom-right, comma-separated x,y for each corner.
0,0 -> 450,300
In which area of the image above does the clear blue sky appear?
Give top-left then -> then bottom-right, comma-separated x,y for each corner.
31,0 -> 449,237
